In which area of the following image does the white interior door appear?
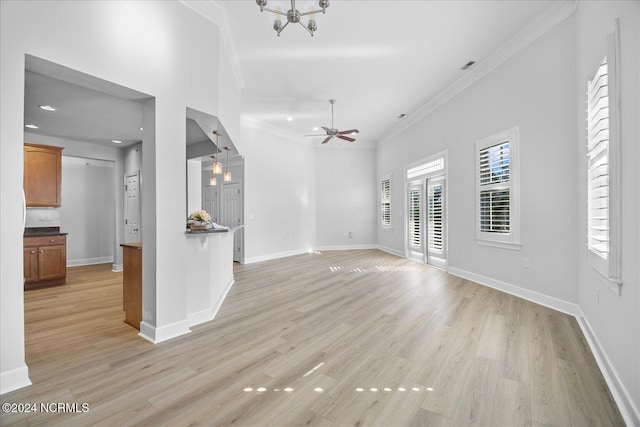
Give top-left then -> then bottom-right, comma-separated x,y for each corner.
222,182 -> 243,262
426,176 -> 446,269
203,186 -> 219,223
124,171 -> 140,243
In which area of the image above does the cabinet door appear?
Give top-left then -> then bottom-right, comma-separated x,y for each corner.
23,247 -> 38,283
38,245 -> 66,280
24,143 -> 63,207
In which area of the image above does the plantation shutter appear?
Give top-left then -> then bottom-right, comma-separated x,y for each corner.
478,141 -> 511,234
381,178 -> 391,226
427,183 -> 443,254
587,58 -> 609,259
408,188 -> 421,248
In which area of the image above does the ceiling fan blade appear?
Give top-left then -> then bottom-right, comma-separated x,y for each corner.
337,135 -> 356,142
321,126 -> 330,133
338,129 -> 359,135
321,136 -> 331,144
304,134 -> 328,137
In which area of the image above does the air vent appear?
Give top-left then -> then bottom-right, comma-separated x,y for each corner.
461,61 -> 476,70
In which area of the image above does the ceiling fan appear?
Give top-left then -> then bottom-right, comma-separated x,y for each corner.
305,99 -> 359,144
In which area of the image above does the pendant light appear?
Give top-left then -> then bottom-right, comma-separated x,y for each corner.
223,146 -> 232,182
212,131 -> 223,175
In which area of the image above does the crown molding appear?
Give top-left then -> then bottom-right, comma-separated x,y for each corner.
377,0 -> 578,146
178,0 -> 245,93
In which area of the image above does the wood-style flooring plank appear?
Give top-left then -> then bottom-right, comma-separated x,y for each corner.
0,251 -> 625,426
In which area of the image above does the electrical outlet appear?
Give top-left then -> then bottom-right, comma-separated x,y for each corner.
523,258 -> 530,268
348,232 -> 354,239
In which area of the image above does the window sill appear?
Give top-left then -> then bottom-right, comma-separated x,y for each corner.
593,267 -> 623,296
476,239 -> 522,251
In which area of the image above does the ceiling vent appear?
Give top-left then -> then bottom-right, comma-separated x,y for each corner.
461,61 -> 476,70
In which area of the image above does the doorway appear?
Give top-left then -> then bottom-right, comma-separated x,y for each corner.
405,151 -> 448,269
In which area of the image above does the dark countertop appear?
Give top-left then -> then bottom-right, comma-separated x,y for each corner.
24,227 -> 68,237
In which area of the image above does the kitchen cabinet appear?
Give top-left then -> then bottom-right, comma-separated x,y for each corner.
23,235 -> 67,290
24,143 -> 63,207
121,242 -> 142,330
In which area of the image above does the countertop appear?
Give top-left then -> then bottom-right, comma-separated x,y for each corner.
24,227 -> 68,237
184,225 -> 244,236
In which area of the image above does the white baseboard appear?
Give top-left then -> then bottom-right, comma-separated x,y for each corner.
112,263 -> 123,272
188,278 -> 235,327
67,256 -> 114,268
447,266 -> 580,316
0,365 -> 31,395
575,310 -> 640,427
138,319 -> 191,344
245,248 -> 310,264
314,244 -> 378,251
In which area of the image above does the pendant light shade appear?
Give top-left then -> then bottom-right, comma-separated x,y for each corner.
213,160 -> 222,175
223,146 -> 232,182
210,174 -> 217,186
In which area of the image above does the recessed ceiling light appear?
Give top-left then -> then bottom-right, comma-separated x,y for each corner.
286,117 -> 293,121
39,105 -> 56,111
313,127 -> 319,131
139,127 -> 144,131
112,140 -> 123,144
25,124 -> 39,129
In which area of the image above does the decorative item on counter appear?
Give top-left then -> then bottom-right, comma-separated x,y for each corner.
187,209 -> 212,230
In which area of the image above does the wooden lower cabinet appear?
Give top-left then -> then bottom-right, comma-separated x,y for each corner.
23,235 -> 67,290
121,243 -> 142,330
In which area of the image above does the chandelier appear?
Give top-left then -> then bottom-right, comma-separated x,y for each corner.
256,0 -> 330,37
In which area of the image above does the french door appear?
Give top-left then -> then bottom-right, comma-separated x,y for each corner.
426,176 -> 446,269
407,176 -> 447,268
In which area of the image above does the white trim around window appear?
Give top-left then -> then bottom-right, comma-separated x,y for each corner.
475,126 -> 521,250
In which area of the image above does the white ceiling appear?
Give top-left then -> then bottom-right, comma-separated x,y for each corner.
23,1 -> 561,149
217,0 -> 558,144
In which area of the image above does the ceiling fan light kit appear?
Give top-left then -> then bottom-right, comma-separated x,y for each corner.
257,0 -> 329,37
305,99 -> 359,144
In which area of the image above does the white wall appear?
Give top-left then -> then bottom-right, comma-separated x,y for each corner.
61,156 -> 116,266
315,144 -> 377,248
574,1 -> 640,423
378,14 -> 578,304
1,0 -> 229,393
241,118 -> 316,263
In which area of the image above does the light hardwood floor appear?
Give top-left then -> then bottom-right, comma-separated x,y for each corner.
1,250 -> 624,426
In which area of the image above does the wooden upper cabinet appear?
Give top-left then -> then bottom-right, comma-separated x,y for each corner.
24,143 -> 63,207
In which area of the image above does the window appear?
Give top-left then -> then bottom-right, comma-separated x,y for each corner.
476,127 -> 520,248
586,20 -> 621,289
407,158 -> 444,179
408,187 -> 421,249
380,176 -> 391,228
427,182 -> 443,255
